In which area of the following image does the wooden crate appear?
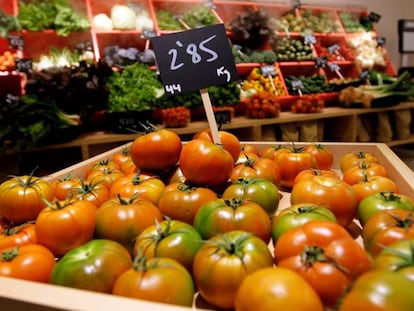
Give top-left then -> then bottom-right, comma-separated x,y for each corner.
1,142 -> 414,310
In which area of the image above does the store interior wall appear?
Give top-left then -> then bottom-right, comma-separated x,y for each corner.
303,0 -> 414,69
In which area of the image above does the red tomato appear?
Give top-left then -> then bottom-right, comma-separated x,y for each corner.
274,220 -> 372,308
293,168 -> 339,186
179,139 -> 234,187
260,144 -> 289,160
240,143 -> 260,156
194,129 -> 241,163
362,209 -> 414,257
291,176 -> 359,227
193,198 -> 272,243
95,195 -> 163,254
340,151 -> 379,173
351,175 -> 399,203
111,146 -> 132,168
35,199 -> 97,257
72,178 -> 110,208
342,160 -> 389,185
50,174 -> 82,200
0,175 -> 54,223
157,182 -> 218,225
0,223 -> 37,251
192,231 -> 274,309
0,244 -> 56,283
235,267 -> 324,311
230,157 -> 281,187
86,168 -> 125,189
85,158 -> 121,178
303,143 -> 334,170
130,128 -> 182,173
113,255 -> 195,307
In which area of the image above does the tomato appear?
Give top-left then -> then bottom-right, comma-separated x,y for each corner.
50,173 -> 82,200
291,176 -> 359,227
274,220 -> 372,308
271,203 -> 337,244
340,151 -> 379,173
0,244 -> 56,283
194,129 -> 241,163
109,173 -> 165,206
130,128 -> 182,173
86,168 -> 125,189
120,158 -> 138,175
236,149 -> 260,165
0,175 -> 54,223
374,238 -> 414,282
113,254 -> 195,307
50,239 -> 132,293
133,219 -> 203,271
72,178 -> 110,208
193,198 -> 272,243
0,223 -> 37,251
240,143 -> 260,156
222,177 -> 280,217
95,195 -> 163,254
362,209 -> 414,257
338,270 -> 414,311
303,143 -> 334,170
85,158 -> 121,178
235,267 -> 324,311
358,191 -> 414,226
157,182 -> 218,225
342,160 -> 389,185
293,168 -> 339,186
192,231 -> 274,309
260,144 -> 289,160
179,139 -> 234,187
111,146 -> 132,168
351,175 -> 399,204
273,144 -> 318,189
35,199 -> 97,257
230,157 -> 281,187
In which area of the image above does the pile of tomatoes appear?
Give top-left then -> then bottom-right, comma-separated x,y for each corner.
1,128 -> 414,310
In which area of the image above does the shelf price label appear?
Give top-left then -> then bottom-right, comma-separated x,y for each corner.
377,37 -> 386,47
151,24 -> 238,95
369,11 -> 382,23
291,79 -> 304,96
260,65 -> 276,76
328,44 -> 340,54
304,33 -> 316,45
359,70 -> 370,80
315,56 -> 327,68
8,34 -> 24,50
292,0 -> 302,9
15,58 -> 33,73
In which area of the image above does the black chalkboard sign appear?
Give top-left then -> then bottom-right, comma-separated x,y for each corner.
15,58 -> 32,73
151,24 -> 238,95
8,34 -> 24,50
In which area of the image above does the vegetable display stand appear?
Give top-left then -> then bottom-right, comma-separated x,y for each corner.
0,141 -> 414,310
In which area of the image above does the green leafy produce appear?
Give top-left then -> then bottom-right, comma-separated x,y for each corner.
285,74 -> 333,95
106,63 -> 164,112
18,0 -> 89,36
182,6 -> 216,28
0,10 -> 21,38
156,10 -> 183,30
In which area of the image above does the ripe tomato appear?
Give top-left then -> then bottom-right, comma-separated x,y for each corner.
113,255 -> 195,307
35,199 -> 97,257
109,173 -> 165,206
179,139 -> 234,187
222,177 -> 280,217
86,168 -> 125,189
273,144 -> 318,189
0,175 -> 54,223
130,128 -> 182,173
235,267 -> 324,311
85,158 -> 121,178
374,238 -> 414,282
236,149 -> 260,165
194,129 -> 241,163
342,160 -> 389,185
157,182 -> 218,225
193,198 -> 272,243
50,239 -> 132,293
72,178 -> 110,208
95,195 -> 163,254
271,203 -> 337,244
274,220 -> 372,308
260,144 -> 289,160
111,146 -> 132,168
358,191 -> 414,226
240,143 -> 260,156
50,174 -> 82,200
338,270 -> 414,311
303,143 -> 334,170
230,157 -> 281,187
293,168 -> 339,186
362,209 -> 414,257
133,219 -> 203,271
339,151 -> 379,173
192,231 -> 274,309
0,244 -> 56,283
291,176 -> 359,227
351,175 -> 399,203
0,223 -> 37,251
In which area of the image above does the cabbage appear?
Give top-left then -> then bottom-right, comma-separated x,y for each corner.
111,5 -> 137,30
92,13 -> 113,30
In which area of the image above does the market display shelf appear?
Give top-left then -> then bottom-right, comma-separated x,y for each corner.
1,141 -> 414,310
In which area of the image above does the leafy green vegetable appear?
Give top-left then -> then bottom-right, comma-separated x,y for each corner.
0,10 -> 21,38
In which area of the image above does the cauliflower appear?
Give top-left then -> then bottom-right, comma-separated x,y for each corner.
111,5 -> 137,30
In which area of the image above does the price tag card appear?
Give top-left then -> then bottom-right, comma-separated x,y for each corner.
369,11 -> 382,23
291,79 -> 304,92
15,58 -> 33,73
292,0 -> 302,9
151,24 -> 238,95
304,33 -> 316,45
328,63 -> 341,72
260,65 -> 276,76
315,57 -> 327,68
328,44 -> 340,54
8,34 -> 24,50
377,37 -> 386,47
141,27 -> 157,40
359,70 -> 370,80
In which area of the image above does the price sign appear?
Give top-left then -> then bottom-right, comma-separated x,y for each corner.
359,70 -> 370,80
304,34 -> 316,45
328,63 -> 340,72
377,37 -> 386,47
141,28 -> 157,40
315,57 -> 327,68
369,11 -> 382,23
15,58 -> 33,73
8,34 -> 24,50
151,24 -> 238,95
328,44 -> 340,54
291,79 -> 304,92
292,0 -> 302,9
260,65 -> 276,76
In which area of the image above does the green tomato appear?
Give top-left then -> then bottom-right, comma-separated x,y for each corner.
222,177 -> 280,216
50,239 -> 132,293
271,203 -> 337,244
358,191 -> 414,226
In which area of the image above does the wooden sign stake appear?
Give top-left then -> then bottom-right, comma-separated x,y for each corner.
200,88 -> 221,145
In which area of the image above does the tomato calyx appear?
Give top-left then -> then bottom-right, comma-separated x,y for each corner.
301,245 -> 348,274
132,248 -> 160,271
116,193 -> 140,205
223,198 -> 243,209
389,212 -> 414,229
297,204 -> 322,214
380,191 -> 403,202
176,182 -> 197,193
3,221 -> 34,236
380,243 -> 414,270
211,232 -> 253,259
1,247 -> 19,261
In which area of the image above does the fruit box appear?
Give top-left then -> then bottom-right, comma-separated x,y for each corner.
1,142 -> 414,310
